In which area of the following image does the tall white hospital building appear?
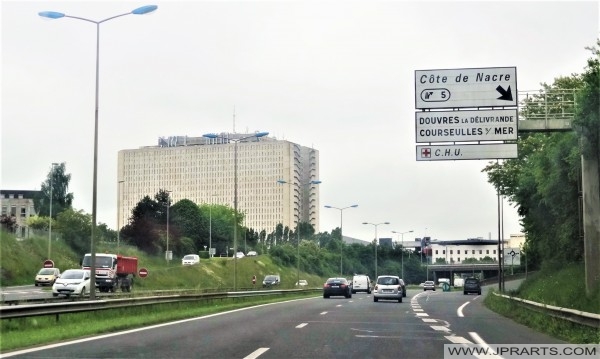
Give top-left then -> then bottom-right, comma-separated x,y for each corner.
117,132 -> 320,235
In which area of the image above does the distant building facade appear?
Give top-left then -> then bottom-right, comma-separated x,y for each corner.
0,190 -> 40,238
117,133 -> 320,236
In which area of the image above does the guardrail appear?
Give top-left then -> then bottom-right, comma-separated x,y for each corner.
493,292 -> 600,329
0,289 -> 321,320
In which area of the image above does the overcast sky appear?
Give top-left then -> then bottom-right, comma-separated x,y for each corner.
2,1 -> 598,244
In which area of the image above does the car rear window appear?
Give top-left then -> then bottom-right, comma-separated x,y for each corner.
327,278 -> 346,284
377,277 -> 398,285
465,279 -> 479,284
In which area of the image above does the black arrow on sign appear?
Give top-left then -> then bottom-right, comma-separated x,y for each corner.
496,85 -> 513,101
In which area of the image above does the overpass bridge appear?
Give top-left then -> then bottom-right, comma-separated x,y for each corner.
426,263 -> 502,285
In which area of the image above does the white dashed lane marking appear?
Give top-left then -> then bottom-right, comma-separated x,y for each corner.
244,347 -> 270,359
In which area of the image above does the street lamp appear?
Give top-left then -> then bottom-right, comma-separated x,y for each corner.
166,190 -> 172,263
209,201 -> 213,258
48,162 -> 59,260
203,131 -> 269,290
277,179 -> 322,287
39,4 -> 158,300
363,221 -> 390,279
117,180 -> 125,254
392,230 -> 413,279
324,204 -> 358,276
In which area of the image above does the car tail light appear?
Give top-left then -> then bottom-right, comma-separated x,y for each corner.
340,284 -> 346,288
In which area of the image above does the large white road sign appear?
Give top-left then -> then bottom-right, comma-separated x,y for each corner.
415,109 -> 518,143
415,67 -> 517,109
416,143 -> 518,161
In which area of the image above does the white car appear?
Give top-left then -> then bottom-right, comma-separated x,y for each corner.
182,254 -> 200,265
295,280 -> 308,287
246,251 -> 258,256
52,269 -> 91,297
235,251 -> 245,258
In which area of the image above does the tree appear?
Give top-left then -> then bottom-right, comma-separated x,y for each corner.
574,41 -> 599,159
120,195 -> 162,255
171,199 -> 203,252
34,162 -> 74,218
55,208 -> 91,254
0,215 -> 17,233
483,73 -> 585,270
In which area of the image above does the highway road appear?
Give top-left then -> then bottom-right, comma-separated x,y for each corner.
2,283 -> 563,359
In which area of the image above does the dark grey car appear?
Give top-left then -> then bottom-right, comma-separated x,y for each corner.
323,277 -> 352,298
262,275 -> 280,288
463,277 -> 482,295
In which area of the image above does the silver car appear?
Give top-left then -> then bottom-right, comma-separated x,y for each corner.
423,280 -> 436,291
373,275 -> 403,303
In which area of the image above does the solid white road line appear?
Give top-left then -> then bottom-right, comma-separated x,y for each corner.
457,301 -> 470,317
470,331 -> 503,358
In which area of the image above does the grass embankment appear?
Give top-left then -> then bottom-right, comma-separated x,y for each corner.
0,234 -> 327,291
484,263 -> 600,344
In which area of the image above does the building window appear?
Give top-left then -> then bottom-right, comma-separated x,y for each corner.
20,208 -> 26,217
457,250 -> 461,254
479,250 -> 482,254
450,250 -> 453,254
472,250 -> 475,254
486,250 -> 489,254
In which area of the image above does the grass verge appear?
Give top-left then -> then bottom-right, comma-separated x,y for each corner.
1,292 -> 319,353
484,290 -> 600,344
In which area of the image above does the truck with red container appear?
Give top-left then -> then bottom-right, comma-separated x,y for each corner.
81,253 -> 137,292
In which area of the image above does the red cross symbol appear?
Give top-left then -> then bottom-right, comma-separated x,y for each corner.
421,147 -> 431,158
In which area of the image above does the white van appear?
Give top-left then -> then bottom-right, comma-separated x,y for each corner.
453,277 -> 465,287
351,274 -> 371,294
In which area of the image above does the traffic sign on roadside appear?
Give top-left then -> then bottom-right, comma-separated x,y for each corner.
138,268 -> 149,278
43,259 -> 54,268
416,143 -> 518,161
415,109 -> 518,143
415,67 -> 517,109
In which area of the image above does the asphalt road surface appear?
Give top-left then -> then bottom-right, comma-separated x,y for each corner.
2,284 -> 563,359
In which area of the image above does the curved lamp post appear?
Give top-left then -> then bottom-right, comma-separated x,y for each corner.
324,204 -> 358,276
392,230 -> 413,279
363,221 -> 390,279
39,5 -> 158,300
277,179 -> 321,287
203,132 -> 269,290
